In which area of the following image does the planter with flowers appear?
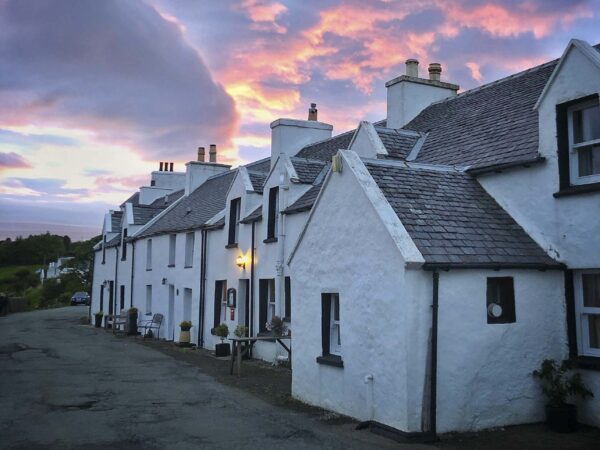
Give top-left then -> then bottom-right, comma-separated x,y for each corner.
212,323 -> 230,357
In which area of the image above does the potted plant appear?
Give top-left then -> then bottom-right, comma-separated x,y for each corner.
533,359 -> 593,433
179,321 -> 192,347
94,311 -> 103,328
213,323 -> 230,357
127,307 -> 138,336
266,315 -> 288,337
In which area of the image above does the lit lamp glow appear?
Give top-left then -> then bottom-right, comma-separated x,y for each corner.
236,254 -> 249,269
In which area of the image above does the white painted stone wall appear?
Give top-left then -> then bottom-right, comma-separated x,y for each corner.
150,171 -> 186,189
138,186 -> 175,205
270,118 -> 332,168
91,246 -> 118,317
477,41 -> 600,426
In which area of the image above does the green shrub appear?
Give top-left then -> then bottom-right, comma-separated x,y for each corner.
533,359 -> 594,407
214,323 -> 229,341
180,321 -> 192,330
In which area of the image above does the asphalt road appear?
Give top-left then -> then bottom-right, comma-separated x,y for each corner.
0,307 -> 402,450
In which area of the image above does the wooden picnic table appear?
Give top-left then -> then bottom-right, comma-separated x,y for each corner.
229,335 -> 291,377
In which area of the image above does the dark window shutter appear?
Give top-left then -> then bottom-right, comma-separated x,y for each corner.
564,270 -> 577,357
556,103 -> 570,190
213,281 -> 222,328
321,294 -> 331,356
259,279 -> 269,332
285,277 -> 291,320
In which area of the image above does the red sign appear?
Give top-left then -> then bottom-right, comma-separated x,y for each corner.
230,308 -> 235,320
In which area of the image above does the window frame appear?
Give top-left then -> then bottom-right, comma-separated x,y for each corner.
266,187 -> 279,240
575,270 -> 600,358
567,98 -> 600,185
168,234 -> 176,267
228,197 -> 241,246
145,284 -> 152,315
121,228 -> 128,261
146,239 -> 152,271
102,236 -> 106,264
486,277 -> 516,324
329,293 -> 341,356
184,232 -> 195,268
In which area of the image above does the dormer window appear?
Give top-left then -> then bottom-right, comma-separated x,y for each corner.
568,98 -> 600,184
227,197 -> 241,247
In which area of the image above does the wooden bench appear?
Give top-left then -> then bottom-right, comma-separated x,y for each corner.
139,313 -> 163,339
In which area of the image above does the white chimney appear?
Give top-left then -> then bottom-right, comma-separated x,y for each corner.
184,161 -> 230,195
270,106 -> 333,168
386,60 -> 459,129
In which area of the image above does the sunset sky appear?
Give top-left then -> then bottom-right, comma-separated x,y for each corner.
0,0 -> 599,240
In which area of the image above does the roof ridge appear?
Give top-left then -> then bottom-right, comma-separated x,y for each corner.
299,128 -> 357,151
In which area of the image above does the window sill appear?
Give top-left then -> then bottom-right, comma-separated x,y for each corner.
225,243 -> 238,249
263,237 -> 278,244
146,268 -> 152,272
184,265 -> 193,269
554,182 -> 600,198
571,356 -> 600,371
168,264 -> 175,268
316,354 -> 344,368
121,258 -> 127,262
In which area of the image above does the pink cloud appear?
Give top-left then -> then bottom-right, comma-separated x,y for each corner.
0,152 -> 31,170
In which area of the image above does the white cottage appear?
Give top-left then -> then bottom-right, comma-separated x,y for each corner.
289,39 -> 600,435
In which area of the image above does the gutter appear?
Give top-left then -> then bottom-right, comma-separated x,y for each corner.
466,156 -> 545,176
198,229 -> 208,348
250,221 -> 256,339
422,261 -> 565,271
429,270 -> 439,436
114,247 -> 119,314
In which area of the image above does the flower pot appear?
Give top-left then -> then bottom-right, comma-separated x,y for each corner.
179,329 -> 191,346
127,311 -> 138,336
546,403 -> 578,433
215,342 -> 230,357
94,315 -> 103,328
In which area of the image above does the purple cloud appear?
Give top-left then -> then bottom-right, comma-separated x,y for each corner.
0,0 -> 238,160
0,152 -> 30,170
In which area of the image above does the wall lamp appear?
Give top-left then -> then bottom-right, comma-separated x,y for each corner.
162,278 -> 167,285
236,254 -> 249,269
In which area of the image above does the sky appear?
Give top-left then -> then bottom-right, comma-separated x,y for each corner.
0,0 -> 599,240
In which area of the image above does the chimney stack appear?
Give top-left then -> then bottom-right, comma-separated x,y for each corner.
159,162 -> 164,171
428,63 -> 442,81
209,144 -> 217,163
308,103 -> 318,121
169,162 -> 174,172
197,146 -> 205,162
406,59 -> 419,78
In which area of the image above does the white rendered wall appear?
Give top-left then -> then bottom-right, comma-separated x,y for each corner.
270,118 -> 332,168
91,247 -> 118,316
139,186 -> 175,205
435,269 -> 567,433
185,162 -> 230,196
150,171 -> 186,189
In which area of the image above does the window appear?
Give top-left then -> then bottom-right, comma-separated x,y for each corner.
569,99 -> 600,183
259,279 -> 276,332
120,285 -> 125,310
266,187 -> 278,240
213,281 -> 227,328
102,236 -> 106,264
185,232 -> 195,268
284,277 -> 291,321
575,271 -> 600,357
318,293 -> 343,366
145,285 -> 152,314
168,234 -> 176,267
100,284 -> 104,311
121,229 -> 128,260
146,239 -> 152,270
183,288 -> 192,322
486,277 -> 516,324
228,198 -> 241,246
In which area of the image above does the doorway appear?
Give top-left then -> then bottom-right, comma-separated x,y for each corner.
168,284 -> 175,340
238,279 -> 250,334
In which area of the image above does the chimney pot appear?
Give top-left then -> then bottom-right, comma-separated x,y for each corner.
406,59 -> 419,77
159,162 -> 164,171
209,144 -> 217,163
197,146 -> 205,162
169,162 -> 174,172
428,63 -> 442,81
308,103 -> 318,121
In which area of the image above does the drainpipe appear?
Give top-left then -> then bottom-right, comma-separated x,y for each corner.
250,222 -> 256,338
198,229 -> 208,347
129,241 -> 135,308
429,270 -> 440,436
276,169 -> 288,317
114,247 -> 119,314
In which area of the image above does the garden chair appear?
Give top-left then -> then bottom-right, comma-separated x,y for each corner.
140,313 -> 163,339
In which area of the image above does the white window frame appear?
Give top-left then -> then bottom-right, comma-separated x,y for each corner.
267,279 -> 276,322
568,99 -> 600,185
575,270 -> 600,357
168,234 -> 176,266
330,293 -> 341,356
184,232 -> 195,268
145,284 -> 152,315
146,239 -> 152,270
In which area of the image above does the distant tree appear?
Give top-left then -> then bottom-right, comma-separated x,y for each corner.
12,268 -> 40,294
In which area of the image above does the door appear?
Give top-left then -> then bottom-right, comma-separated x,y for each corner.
108,281 -> 114,315
120,285 -> 125,311
168,284 -> 175,341
238,279 -> 250,333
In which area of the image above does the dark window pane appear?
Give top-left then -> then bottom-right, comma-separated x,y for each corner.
583,273 -> 600,307
589,315 -> 600,348
486,277 -> 515,324
574,104 -> 600,144
578,145 -> 600,177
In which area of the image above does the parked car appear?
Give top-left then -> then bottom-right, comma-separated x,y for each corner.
71,292 -> 90,306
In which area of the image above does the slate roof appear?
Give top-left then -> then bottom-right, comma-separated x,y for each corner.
291,158 -> 327,183
296,130 -> 355,161
136,171 -> 236,238
120,192 -> 139,207
403,60 -> 559,169
132,206 -> 164,225
240,205 -> 262,223
248,171 -> 266,193
284,184 -> 322,215
147,189 -> 184,208
110,211 -> 122,232
245,157 -> 271,173
365,161 -> 561,268
105,233 -> 121,248
375,127 -> 420,159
